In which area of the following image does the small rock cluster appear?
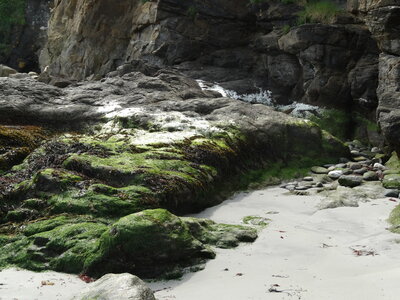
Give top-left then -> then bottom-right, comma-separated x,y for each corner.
281,141 -> 399,199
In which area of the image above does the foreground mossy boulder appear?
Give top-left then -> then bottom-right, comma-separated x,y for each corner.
0,209 -> 257,278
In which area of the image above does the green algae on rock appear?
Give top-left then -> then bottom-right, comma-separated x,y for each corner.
0,70 -> 350,279
0,209 -> 257,278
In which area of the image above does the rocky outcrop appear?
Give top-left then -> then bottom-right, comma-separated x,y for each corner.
36,0 -> 381,145
0,69 -> 348,277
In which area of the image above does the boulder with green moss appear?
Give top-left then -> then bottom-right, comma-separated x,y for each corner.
0,209 -> 256,278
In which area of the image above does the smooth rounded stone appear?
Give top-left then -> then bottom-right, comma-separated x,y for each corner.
349,163 -> 362,170
323,164 -> 334,168
385,189 -> 399,198
350,150 -> 360,156
341,168 -> 353,175
335,163 -> 347,169
338,175 -> 363,187
371,157 -> 382,164
285,184 -> 296,191
373,162 -> 386,170
353,167 -> 368,175
316,182 -> 324,188
286,181 -> 298,186
353,156 -> 367,162
328,166 -> 336,171
371,147 -> 381,153
295,185 -> 312,190
328,170 -> 343,179
311,166 -> 328,174
383,174 -> 400,189
71,273 -> 156,300
303,176 -> 313,182
339,157 -> 350,163
363,171 -> 379,181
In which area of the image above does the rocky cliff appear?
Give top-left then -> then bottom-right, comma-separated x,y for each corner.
349,0 -> 400,153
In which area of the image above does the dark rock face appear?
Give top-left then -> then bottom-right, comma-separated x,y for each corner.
40,0 -> 252,81
3,0 -> 51,72
352,0 -> 400,153
37,0 -> 380,118
377,53 -> 400,153
275,24 -> 379,107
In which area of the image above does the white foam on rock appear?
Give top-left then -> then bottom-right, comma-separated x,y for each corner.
196,80 -> 323,119
196,80 -> 274,106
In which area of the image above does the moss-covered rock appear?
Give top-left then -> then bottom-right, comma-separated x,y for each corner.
388,205 -> 400,234
383,174 -> 400,189
0,209 -> 257,278
0,99 -> 349,278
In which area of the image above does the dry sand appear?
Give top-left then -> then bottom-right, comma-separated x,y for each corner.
1,186 -> 400,299
150,187 -> 400,300
0,268 -> 86,300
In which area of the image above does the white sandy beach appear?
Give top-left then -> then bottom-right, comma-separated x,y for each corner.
150,186 -> 400,300
1,186 -> 400,300
0,268 -> 86,300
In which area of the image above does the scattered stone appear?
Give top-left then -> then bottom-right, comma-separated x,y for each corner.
353,156 -> 367,162
316,182 -> 324,188
363,171 -> 379,181
311,166 -> 328,174
338,175 -> 363,187
335,163 -> 347,168
323,164 -> 334,168
295,185 -> 312,191
354,167 -> 368,175
71,273 -> 156,300
385,189 -> 399,198
339,157 -> 350,163
349,163 -> 362,170
373,162 -> 386,170
341,168 -> 353,175
350,150 -> 360,156
328,170 -> 343,179
285,185 -> 296,191
303,177 -> 313,182
371,157 -> 383,164
371,147 -> 381,153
